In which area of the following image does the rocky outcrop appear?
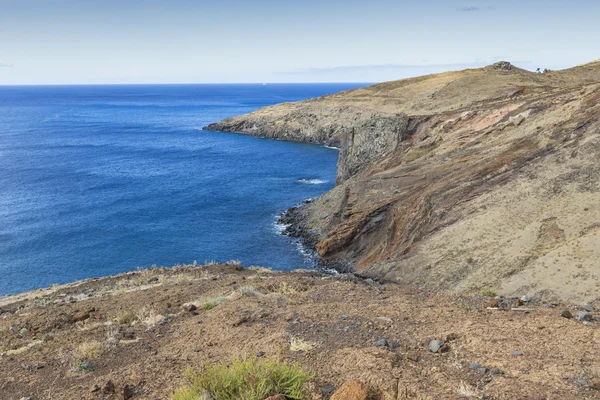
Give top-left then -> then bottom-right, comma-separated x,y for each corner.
205,60 -> 600,302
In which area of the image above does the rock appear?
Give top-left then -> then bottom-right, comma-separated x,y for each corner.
322,386 -> 336,395
485,298 -> 499,308
512,298 -> 524,307
576,311 -> 593,321
73,311 -> 90,322
491,61 -> 513,70
511,350 -> 523,356
561,310 -> 573,319
530,296 -> 540,303
428,340 -> 445,353
373,338 -> 388,347
183,304 -> 197,312
439,343 -> 451,353
265,395 -> 286,400
584,304 -> 595,312
521,295 -> 530,303
388,341 -> 400,349
584,321 -> 594,326
573,376 -> 588,386
163,302 -> 172,309
445,332 -> 458,342
103,380 -> 116,394
469,363 -> 482,370
123,384 -> 135,400
590,380 -> 600,390
330,379 -> 367,400
91,385 -> 101,393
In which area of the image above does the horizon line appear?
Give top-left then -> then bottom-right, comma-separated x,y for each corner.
0,81 -> 377,87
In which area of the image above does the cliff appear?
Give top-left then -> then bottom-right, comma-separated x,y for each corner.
206,60 -> 600,303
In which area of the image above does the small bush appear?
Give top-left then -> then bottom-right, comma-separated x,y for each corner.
116,310 -> 138,325
238,286 -> 260,297
480,289 -> 497,297
75,341 -> 103,360
201,301 -> 215,311
73,360 -> 94,373
172,356 -> 314,400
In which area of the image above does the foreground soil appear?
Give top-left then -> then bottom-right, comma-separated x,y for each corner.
1,264 -> 600,400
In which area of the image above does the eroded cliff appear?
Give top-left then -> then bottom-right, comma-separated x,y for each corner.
205,61 -> 600,302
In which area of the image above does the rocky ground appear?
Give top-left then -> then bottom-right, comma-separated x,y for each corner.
206,60 -> 600,304
2,263 -> 600,400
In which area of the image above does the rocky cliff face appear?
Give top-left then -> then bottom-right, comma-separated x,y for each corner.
205,60 -> 600,302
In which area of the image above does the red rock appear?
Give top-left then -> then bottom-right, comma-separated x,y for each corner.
330,379 -> 367,400
485,298 -> 499,308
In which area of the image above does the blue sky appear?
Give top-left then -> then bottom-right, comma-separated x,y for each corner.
0,0 -> 598,84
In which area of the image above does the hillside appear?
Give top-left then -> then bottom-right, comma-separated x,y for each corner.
2,264 -> 600,399
206,61 -> 600,303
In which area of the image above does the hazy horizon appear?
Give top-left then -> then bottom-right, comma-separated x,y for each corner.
1,0 -> 599,85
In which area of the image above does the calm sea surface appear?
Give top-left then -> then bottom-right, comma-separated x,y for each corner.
0,83 -> 366,295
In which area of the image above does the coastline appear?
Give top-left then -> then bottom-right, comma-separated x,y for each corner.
277,198 -> 355,274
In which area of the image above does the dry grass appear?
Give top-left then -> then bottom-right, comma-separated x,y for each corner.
457,381 -> 481,398
74,341 -> 103,360
238,286 -> 261,297
136,306 -> 164,328
115,310 -> 138,325
289,336 -> 316,352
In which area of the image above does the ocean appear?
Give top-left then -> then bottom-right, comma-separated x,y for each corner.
0,83 -> 366,295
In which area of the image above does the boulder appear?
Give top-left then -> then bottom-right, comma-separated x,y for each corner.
330,379 -> 367,400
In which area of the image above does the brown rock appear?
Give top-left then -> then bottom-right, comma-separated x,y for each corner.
590,380 -> 600,391
446,332 -> 458,342
102,380 -> 115,394
164,302 -> 172,309
561,310 -> 573,319
485,298 -> 499,308
73,311 -> 90,322
183,304 -> 197,312
330,379 -> 367,400
123,384 -> 134,399
265,395 -> 286,400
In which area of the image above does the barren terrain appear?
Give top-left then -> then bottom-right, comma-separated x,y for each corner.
2,264 -> 600,399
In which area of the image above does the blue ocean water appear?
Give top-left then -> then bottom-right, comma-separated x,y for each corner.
0,83 -> 365,295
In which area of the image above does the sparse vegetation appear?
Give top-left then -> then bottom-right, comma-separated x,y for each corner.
480,289 -> 497,297
136,306 -> 165,328
72,360 -> 94,373
238,286 -> 261,297
289,336 -> 316,352
116,310 -> 138,325
172,356 -> 314,400
75,341 -> 103,360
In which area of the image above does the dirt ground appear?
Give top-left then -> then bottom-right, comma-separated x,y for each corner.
1,263 -> 600,400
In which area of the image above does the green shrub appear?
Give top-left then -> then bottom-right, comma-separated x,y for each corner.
73,360 -> 94,373
172,356 -> 314,400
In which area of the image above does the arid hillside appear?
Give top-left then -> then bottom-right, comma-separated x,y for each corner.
206,60 -> 600,303
2,264 -> 600,400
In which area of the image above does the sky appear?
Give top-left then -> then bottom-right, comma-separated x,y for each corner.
0,0 -> 599,84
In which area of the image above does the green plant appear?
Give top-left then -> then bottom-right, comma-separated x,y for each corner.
201,301 -> 215,311
73,360 -> 94,373
172,356 -> 314,400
